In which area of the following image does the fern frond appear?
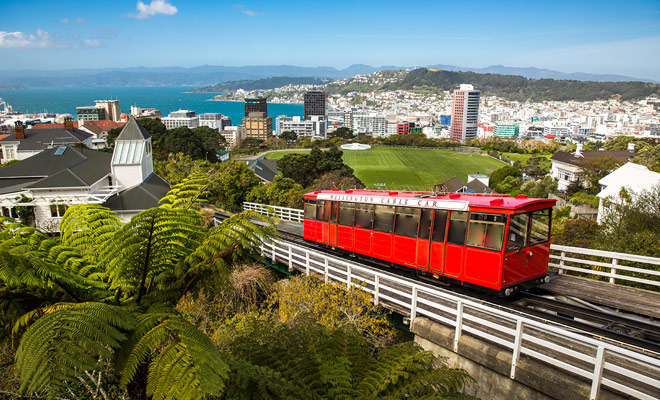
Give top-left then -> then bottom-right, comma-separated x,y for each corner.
118,310 -> 229,400
15,302 -> 136,396
159,171 -> 212,209
60,204 -> 122,265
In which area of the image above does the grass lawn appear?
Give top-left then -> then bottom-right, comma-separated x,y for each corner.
265,146 -> 506,191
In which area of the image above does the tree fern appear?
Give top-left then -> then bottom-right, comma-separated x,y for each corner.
158,171 -> 212,209
15,302 -> 136,396
117,308 -> 229,400
100,207 -> 205,305
60,204 -> 122,266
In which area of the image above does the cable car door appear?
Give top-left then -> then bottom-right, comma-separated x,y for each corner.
327,201 -> 338,247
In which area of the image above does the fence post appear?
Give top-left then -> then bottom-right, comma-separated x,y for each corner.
510,320 -> 524,379
454,300 -> 464,352
305,251 -> 310,275
324,259 -> 329,283
288,245 -> 293,272
410,287 -> 418,323
590,346 -> 606,400
559,251 -> 566,275
610,258 -> 618,284
271,242 -> 276,264
374,275 -> 380,306
347,266 -> 352,290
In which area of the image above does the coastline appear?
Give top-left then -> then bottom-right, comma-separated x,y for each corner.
205,98 -> 303,105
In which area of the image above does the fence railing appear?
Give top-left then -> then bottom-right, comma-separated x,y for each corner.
243,202 -> 304,223
259,238 -> 660,400
242,202 -> 660,290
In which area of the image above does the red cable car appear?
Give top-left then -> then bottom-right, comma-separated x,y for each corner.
303,190 -> 556,296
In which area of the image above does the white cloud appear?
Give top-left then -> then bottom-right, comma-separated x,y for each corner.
129,0 -> 178,19
80,39 -> 101,47
74,18 -> 86,24
0,29 -> 66,49
60,18 -> 69,24
241,9 -> 263,16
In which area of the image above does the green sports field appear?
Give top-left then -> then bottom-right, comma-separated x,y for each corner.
264,146 -> 506,190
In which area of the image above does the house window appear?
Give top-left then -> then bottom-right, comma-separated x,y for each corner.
5,147 -> 16,160
50,204 -> 68,218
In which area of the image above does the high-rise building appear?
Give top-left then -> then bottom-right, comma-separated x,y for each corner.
95,100 -> 122,122
77,106 -> 106,121
450,84 -> 480,141
243,112 -> 273,140
304,91 -> 327,119
244,97 -> 267,117
198,113 -> 225,130
493,122 -> 520,138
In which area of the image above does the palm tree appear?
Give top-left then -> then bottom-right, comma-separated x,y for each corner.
1,172 -> 278,399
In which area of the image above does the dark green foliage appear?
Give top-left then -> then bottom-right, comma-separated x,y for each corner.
330,127 -> 354,139
489,166 -> 522,192
381,68 -> 660,101
107,118 -> 167,146
247,175 -> 305,209
279,130 -> 298,143
278,144 -> 356,187
522,157 -> 552,178
553,218 -> 603,249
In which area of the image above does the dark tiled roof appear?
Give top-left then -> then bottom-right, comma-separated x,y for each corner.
442,177 -> 467,192
0,146 -> 111,190
116,117 -> 150,141
465,179 -> 493,194
550,150 -> 634,167
0,128 -> 92,150
249,158 -> 278,183
103,173 -> 170,211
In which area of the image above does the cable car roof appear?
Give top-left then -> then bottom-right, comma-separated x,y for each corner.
304,190 -> 556,211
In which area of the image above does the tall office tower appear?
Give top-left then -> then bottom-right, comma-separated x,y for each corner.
244,97 -> 267,117
243,112 -> 273,140
94,100 -> 122,122
304,91 -> 327,119
450,84 -> 480,141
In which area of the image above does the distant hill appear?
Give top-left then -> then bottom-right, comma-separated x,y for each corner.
0,64 -> 654,88
378,68 -> 660,101
190,77 -> 333,93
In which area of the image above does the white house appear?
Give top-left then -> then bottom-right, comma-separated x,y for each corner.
0,120 -> 93,163
550,144 -> 635,191
596,162 -> 660,224
0,117 -> 170,231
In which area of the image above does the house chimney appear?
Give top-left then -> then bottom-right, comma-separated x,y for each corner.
14,121 -> 25,139
574,143 -> 583,157
64,117 -> 74,130
628,141 -> 635,152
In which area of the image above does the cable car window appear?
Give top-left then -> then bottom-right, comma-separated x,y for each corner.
338,202 -> 355,226
373,205 -> 395,233
394,207 -> 420,237
316,200 -> 324,221
530,209 -> 551,245
432,210 -> 449,242
507,213 -> 529,251
354,204 -> 373,230
447,212 -> 468,245
328,201 -> 337,223
304,200 -> 317,221
466,213 -> 507,251
418,208 -> 434,240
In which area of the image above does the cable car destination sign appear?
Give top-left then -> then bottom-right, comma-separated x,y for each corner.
316,193 -> 469,211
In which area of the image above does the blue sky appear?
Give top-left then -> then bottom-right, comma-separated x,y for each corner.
1,0 -> 659,80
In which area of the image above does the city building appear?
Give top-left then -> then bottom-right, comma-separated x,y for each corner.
543,126 -> 570,139
1,119 -> 93,163
439,115 -> 451,126
162,110 -> 199,130
130,106 -> 162,119
76,106 -> 106,121
220,126 -> 246,149
352,112 -> 386,137
95,100 -> 122,122
77,100 -> 122,122
279,116 -> 313,138
493,122 -> 520,138
304,91 -> 327,120
245,97 -> 267,117
198,113 -> 226,130
243,112 -> 272,140
450,84 -> 480,141
0,117 -> 170,231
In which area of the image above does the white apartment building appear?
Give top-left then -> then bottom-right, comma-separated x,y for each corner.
162,110 -> 199,130
352,112 -> 386,137
279,116 -> 327,139
220,126 -> 246,149
198,113 -> 226,130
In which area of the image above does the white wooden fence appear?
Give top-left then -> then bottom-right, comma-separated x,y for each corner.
242,202 -> 660,290
259,238 -> 660,400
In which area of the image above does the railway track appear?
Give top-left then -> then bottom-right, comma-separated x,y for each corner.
216,211 -> 660,354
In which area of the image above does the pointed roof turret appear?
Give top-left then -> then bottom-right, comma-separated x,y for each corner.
116,116 -> 150,141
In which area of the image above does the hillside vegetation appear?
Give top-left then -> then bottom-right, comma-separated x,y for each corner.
379,68 -> 660,101
191,76 -> 332,92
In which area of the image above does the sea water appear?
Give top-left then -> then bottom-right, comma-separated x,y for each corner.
0,86 -> 304,125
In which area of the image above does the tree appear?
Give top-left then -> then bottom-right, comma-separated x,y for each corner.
311,171 -> 365,191
489,165 -> 522,190
280,130 -> 298,143
522,156 -> 551,178
215,161 -> 262,212
520,176 -> 558,198
246,175 -> 305,209
1,175 -> 279,399
155,126 -> 206,160
330,127 -> 354,139
193,125 -> 226,155
581,156 -> 620,194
